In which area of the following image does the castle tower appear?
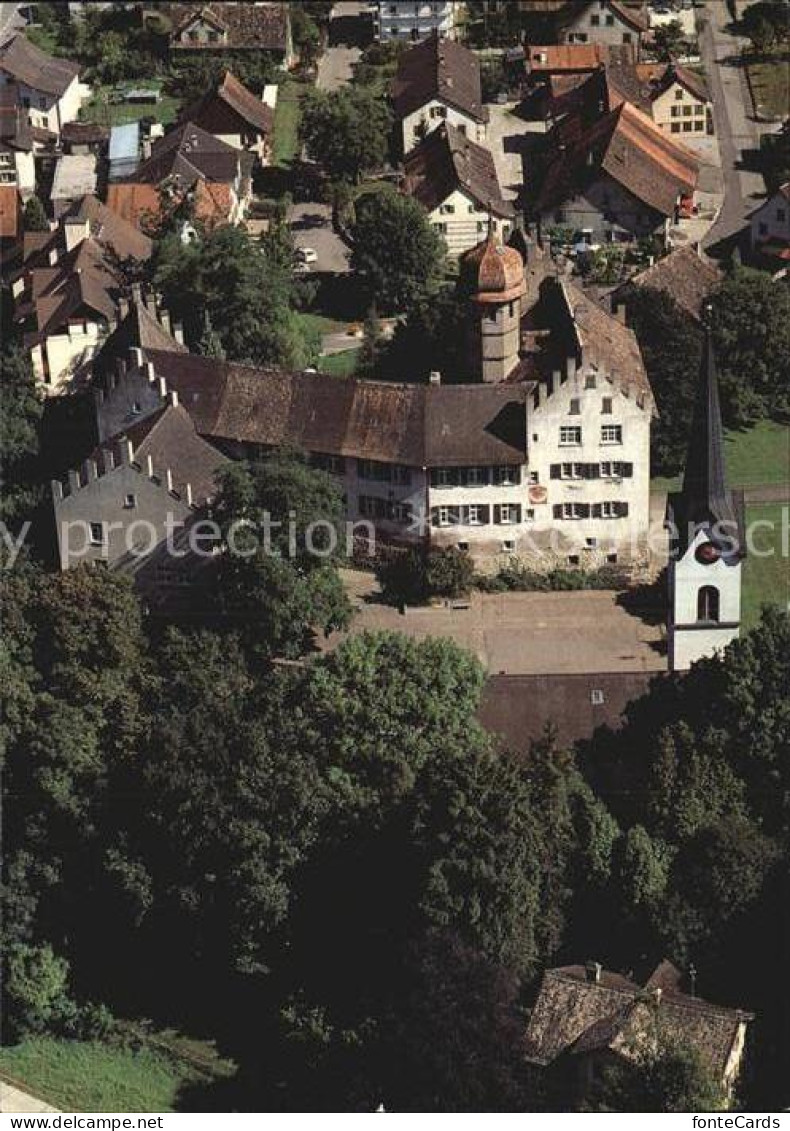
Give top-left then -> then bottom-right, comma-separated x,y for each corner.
666,321 -> 745,671
460,227 -> 526,383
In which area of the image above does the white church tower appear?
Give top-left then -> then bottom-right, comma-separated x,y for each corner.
666,321 -> 745,671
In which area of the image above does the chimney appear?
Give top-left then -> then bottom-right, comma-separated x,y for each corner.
141,137 -> 152,160
64,218 -> 90,253
168,388 -> 179,408
118,295 -> 130,320
173,322 -> 185,345
131,281 -> 143,304
613,303 -> 627,324
585,961 -> 602,984
429,370 -> 442,385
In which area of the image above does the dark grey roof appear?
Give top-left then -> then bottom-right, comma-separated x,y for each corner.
0,33 -> 80,96
667,328 -> 746,558
391,31 -> 489,125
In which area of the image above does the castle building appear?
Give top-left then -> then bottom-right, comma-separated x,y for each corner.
51,238 -> 655,590
666,326 -> 745,671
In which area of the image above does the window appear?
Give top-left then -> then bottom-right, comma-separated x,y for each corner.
601,425 -> 622,445
439,203 -> 455,214
605,13 -> 614,25
433,222 -> 447,234
430,105 -> 447,119
89,522 -> 105,546
529,471 -> 539,485
590,689 -> 605,705
695,120 -> 704,130
464,466 -> 487,486
694,103 -> 705,115
683,121 -> 692,132
591,501 -> 628,518
555,502 -> 589,520
123,493 -> 137,509
777,208 -> 787,222
437,506 -> 453,527
467,504 -> 485,525
622,30 -> 631,42
477,220 -> 488,233
457,541 -> 469,552
431,467 -> 456,487
607,552 -> 618,564
568,553 -> 580,565
585,374 -> 596,389
671,105 -> 681,119
392,501 -> 413,524
671,123 -> 681,133
683,105 -> 692,117
758,221 -> 768,235
601,396 -> 613,415
494,465 -> 519,486
359,459 -> 390,481
569,398 -> 581,415
697,585 -> 720,623
586,537 -> 598,548
502,539 -> 515,552
591,13 -> 600,24
498,503 -> 520,525
560,426 -> 582,445
392,465 -> 411,485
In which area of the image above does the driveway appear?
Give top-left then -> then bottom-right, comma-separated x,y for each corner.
317,2 -> 369,91
0,1079 -> 59,1114
485,103 -> 543,203
324,573 -> 665,675
699,0 -> 766,255
288,202 -> 351,274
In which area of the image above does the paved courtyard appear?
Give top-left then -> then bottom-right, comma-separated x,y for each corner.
323,572 -> 666,675
485,103 -> 544,202
288,202 -> 351,274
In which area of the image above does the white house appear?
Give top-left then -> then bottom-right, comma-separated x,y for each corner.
559,0 -> 648,56
749,182 -> 790,266
391,32 -> 488,154
636,61 -> 712,138
0,34 -> 88,137
402,122 -> 514,258
0,87 -> 36,198
373,1 -> 460,42
666,328 -> 745,671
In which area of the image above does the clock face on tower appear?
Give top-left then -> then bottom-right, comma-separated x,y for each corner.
695,541 -> 721,565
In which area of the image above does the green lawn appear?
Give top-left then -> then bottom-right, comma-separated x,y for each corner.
318,348 -> 360,377
741,503 -> 790,626
295,312 -> 350,337
652,421 -> 790,494
746,47 -> 790,120
80,83 -> 180,128
272,81 -> 303,167
0,1037 -> 232,1113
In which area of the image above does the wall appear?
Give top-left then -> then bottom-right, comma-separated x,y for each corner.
95,352 -> 169,441
652,81 -> 710,137
561,2 -> 642,54
0,74 -> 88,134
401,99 -> 486,154
750,189 -> 790,246
544,173 -> 668,243
34,321 -> 106,392
668,524 -> 742,670
429,187 -> 511,257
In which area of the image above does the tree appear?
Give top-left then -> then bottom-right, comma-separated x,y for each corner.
740,1 -> 789,51
710,269 -> 790,424
23,195 -> 49,232
197,311 -> 226,360
652,19 -> 687,61
590,1033 -> 727,1112
291,5 -> 322,69
351,190 -> 446,315
299,86 -> 393,182
376,547 -> 476,606
355,305 -> 383,379
0,346 -> 43,527
153,224 -> 319,369
620,285 -> 703,475
212,453 -> 352,659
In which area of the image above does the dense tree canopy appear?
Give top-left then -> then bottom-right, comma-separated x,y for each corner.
350,190 -> 446,315
299,86 -> 393,183
0,347 -> 43,527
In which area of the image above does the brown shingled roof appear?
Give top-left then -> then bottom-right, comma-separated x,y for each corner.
181,69 -> 274,137
536,100 -> 699,218
120,402 -> 229,505
143,350 -> 529,468
132,121 -> 240,186
391,31 -> 489,125
622,244 -> 723,321
636,61 -> 711,104
169,3 -> 289,51
525,43 -> 634,74
525,961 -> 752,1080
403,121 -> 514,218
0,33 -> 80,96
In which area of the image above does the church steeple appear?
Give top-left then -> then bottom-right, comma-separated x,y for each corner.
679,318 -> 737,536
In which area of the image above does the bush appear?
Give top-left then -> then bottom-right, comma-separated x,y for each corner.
376,547 -> 475,605
477,564 -> 627,593
3,943 -> 77,1042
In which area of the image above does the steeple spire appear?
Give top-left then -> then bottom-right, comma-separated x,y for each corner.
680,308 -> 737,533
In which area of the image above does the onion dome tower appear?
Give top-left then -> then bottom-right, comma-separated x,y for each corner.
460,224 -> 527,383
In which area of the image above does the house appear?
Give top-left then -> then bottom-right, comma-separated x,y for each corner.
179,70 -> 274,164
50,154 -> 98,219
391,32 -> 488,155
167,3 -> 293,67
108,122 -> 141,183
636,62 -> 712,138
60,120 -> 109,156
530,56 -> 652,128
11,195 -> 153,392
402,122 -> 515,257
613,243 -> 723,322
373,1 -> 460,43
0,34 -> 87,137
524,960 -> 752,1101
0,86 -> 37,199
533,100 -> 699,245
81,229 -> 653,575
559,1 -> 648,57
749,182 -> 790,267
106,121 -> 253,231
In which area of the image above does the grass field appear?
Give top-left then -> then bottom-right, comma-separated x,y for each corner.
272,81 -> 304,167
318,348 -> 360,377
745,47 -> 790,120
0,1037 -> 232,1113
652,421 -> 790,494
295,312 -> 350,338
741,503 -> 790,626
80,83 -> 180,128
